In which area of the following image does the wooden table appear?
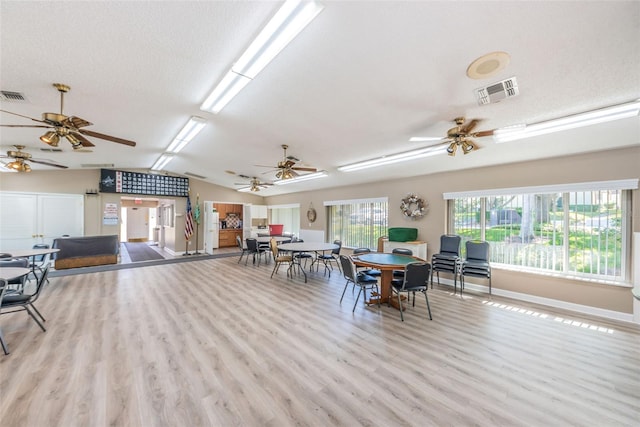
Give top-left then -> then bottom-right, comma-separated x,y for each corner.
352,253 -> 424,309
277,242 -> 339,283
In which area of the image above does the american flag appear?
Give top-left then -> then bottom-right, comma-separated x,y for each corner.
185,194 -> 194,241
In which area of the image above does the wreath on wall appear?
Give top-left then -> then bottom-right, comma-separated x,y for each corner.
400,193 -> 427,219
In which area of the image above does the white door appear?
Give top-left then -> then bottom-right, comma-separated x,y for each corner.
0,192 -> 84,251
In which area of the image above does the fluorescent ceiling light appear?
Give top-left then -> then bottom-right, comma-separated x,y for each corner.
166,116 -> 207,153
494,100 -> 640,143
273,171 -> 327,185
200,0 -> 324,114
151,154 -> 174,171
338,145 -> 447,172
408,137 -> 444,143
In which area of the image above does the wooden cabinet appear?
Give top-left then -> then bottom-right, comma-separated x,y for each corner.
219,229 -> 242,248
383,240 -> 428,260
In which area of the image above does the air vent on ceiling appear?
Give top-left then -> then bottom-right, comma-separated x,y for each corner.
184,171 -> 206,179
474,76 -> 519,105
0,90 -> 28,102
81,163 -> 114,168
40,148 -> 64,153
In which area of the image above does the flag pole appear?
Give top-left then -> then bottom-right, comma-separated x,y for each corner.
194,194 -> 201,254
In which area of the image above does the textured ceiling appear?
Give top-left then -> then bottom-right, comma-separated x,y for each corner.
1,1 -> 639,195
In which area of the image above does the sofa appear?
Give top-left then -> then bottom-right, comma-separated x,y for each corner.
52,235 -> 119,269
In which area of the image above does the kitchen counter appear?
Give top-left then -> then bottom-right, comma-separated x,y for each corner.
219,228 -> 243,248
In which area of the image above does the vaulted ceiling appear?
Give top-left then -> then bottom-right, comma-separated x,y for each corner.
1,1 -> 638,195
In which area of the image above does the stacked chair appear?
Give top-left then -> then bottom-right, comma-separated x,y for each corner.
431,234 -> 462,293
460,240 -> 492,296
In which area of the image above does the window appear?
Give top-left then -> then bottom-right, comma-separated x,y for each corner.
446,180 -> 636,283
325,198 -> 388,249
268,204 -> 300,236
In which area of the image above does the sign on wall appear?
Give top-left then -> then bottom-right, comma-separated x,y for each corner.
103,202 -> 119,226
99,169 -> 189,197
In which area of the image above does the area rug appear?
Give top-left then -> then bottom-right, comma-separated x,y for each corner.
123,242 -> 165,262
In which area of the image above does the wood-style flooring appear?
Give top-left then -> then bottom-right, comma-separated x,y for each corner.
1,255 -> 639,426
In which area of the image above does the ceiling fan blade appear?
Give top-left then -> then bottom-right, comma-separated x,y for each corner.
461,119 -> 480,134
0,109 -> 50,125
471,129 -> 495,137
0,124 -> 53,129
63,116 -> 93,129
78,129 -> 136,147
71,132 -> 96,147
291,167 -> 317,172
29,158 -> 68,169
284,160 -> 296,168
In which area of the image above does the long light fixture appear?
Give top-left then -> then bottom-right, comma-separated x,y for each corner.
494,100 -> 640,143
151,154 -> 174,171
338,145 -> 447,172
166,116 -> 207,153
273,171 -> 327,185
200,0 -> 325,114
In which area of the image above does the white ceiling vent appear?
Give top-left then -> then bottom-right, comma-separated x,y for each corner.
475,77 -> 519,105
0,90 -> 28,102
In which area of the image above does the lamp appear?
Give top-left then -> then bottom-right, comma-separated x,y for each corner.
166,116 -> 207,153
200,0 -> 325,114
461,140 -> 475,154
446,142 -> 457,156
338,145 -> 446,172
273,171 -> 327,185
493,99 -> 640,143
40,130 -> 60,147
65,133 -> 84,150
7,159 -> 31,172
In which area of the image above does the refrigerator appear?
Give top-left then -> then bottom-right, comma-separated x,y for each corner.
203,201 -> 219,254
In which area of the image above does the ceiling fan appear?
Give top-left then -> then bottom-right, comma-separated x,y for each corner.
234,175 -> 274,192
413,117 -> 495,156
0,83 -> 137,150
256,144 -> 317,179
0,145 -> 68,172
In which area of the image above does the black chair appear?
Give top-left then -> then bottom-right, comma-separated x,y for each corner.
236,235 -> 250,264
352,248 -> 381,277
245,238 -> 268,266
339,255 -> 380,312
391,247 -> 413,280
30,243 -> 51,282
0,279 -> 9,354
269,238 -> 293,278
460,240 -> 492,296
1,265 -> 50,355
291,237 -> 314,269
0,258 -> 29,291
316,239 -> 342,277
391,262 -> 432,321
431,234 -> 461,292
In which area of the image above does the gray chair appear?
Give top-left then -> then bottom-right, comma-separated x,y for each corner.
431,234 -> 461,292
460,240 -> 492,296
339,255 -> 380,312
291,238 -> 314,269
30,243 -> 51,282
316,239 -> 342,277
0,279 -> 9,354
1,265 -> 50,355
0,258 -> 29,291
392,247 -> 413,279
236,235 -> 250,264
352,248 -> 381,277
391,262 -> 432,321
245,238 -> 268,266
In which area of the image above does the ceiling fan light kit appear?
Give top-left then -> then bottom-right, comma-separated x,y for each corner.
1,145 -> 68,172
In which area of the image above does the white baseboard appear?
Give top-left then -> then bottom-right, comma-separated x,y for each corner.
433,278 -> 635,323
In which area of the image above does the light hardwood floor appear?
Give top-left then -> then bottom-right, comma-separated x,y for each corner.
1,255 -> 639,426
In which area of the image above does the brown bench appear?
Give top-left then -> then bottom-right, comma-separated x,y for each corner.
52,235 -> 119,269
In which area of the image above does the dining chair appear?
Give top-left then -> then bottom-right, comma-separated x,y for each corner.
1,265 -> 50,351
236,235 -> 250,264
316,239 -> 342,277
339,255 -> 380,312
391,247 -> 413,280
30,243 -> 51,282
269,238 -> 293,278
0,279 -> 9,354
460,240 -> 492,296
0,258 -> 29,291
245,238 -> 268,266
391,262 -> 432,321
352,247 -> 381,277
291,238 -> 314,269
431,234 -> 461,292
